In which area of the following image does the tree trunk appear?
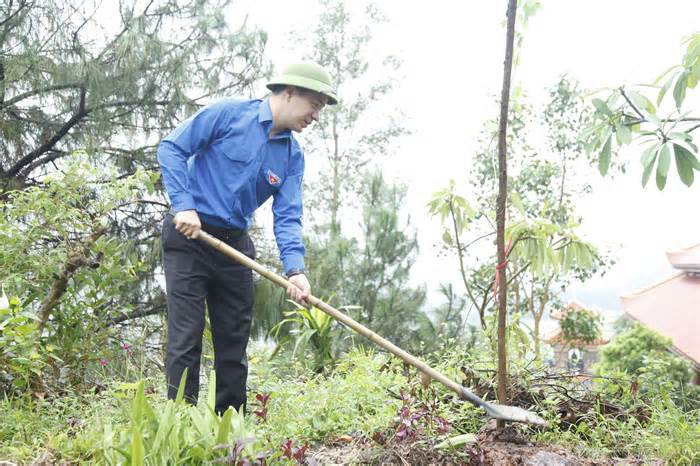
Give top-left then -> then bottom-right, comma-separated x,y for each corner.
330,112 -> 340,237
38,225 -> 107,331
532,276 -> 552,361
533,310 -> 542,360
496,0 -> 518,424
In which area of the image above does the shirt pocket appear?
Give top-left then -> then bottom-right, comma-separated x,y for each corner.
222,148 -> 255,164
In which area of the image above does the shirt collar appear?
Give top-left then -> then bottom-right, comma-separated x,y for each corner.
258,98 -> 273,123
258,98 -> 291,140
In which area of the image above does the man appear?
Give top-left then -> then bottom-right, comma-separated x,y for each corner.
157,62 -> 337,414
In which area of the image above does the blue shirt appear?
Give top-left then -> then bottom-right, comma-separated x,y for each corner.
157,98 -> 305,274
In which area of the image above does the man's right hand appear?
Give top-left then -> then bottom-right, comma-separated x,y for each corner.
173,210 -> 201,239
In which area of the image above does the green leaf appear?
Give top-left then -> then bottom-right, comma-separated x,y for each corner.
642,148 -> 658,187
674,142 -> 700,170
510,190 -> 526,216
207,370 -> 217,411
175,368 -> 188,403
656,144 -> 671,190
615,124 -> 632,145
627,90 -> 656,114
640,144 -> 659,168
131,380 -> 145,423
190,445 -> 206,460
216,408 -> 233,445
598,135 -> 612,176
669,131 -> 692,142
442,230 -> 453,246
592,98 -> 613,117
131,426 -> 145,466
674,144 -> 695,187
435,433 -> 477,450
658,71 -> 678,106
673,72 -> 688,109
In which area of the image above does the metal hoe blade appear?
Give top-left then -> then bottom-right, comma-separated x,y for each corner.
483,403 -> 548,426
461,387 -> 548,426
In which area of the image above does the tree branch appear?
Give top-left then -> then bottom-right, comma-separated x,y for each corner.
108,303 -> 165,325
8,94 -> 172,178
7,86 -> 87,177
619,87 -> 645,121
0,83 -> 83,110
0,0 -> 28,29
38,223 -> 108,331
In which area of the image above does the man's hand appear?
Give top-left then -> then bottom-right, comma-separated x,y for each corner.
174,210 -> 201,239
287,274 -> 311,306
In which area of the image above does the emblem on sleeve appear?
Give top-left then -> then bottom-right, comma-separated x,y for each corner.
267,169 -> 281,186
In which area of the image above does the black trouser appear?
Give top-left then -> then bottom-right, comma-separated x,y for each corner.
161,214 -> 255,414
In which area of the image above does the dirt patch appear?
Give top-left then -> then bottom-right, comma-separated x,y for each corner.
311,435 -> 467,465
309,426 -> 661,465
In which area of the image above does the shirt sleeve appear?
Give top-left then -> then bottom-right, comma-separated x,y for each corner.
272,151 -> 306,275
156,100 -> 233,213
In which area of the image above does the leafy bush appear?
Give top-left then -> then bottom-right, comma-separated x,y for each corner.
0,156 -> 157,391
560,307 -> 602,344
0,295 -> 54,393
596,324 -> 692,394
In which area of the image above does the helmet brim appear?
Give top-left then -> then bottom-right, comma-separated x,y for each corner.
266,74 -> 338,105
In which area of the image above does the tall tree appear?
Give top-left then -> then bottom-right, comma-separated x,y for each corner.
294,0 -> 408,236
345,172 -> 428,352
429,80 -> 601,357
1,0 -> 271,325
495,0 -> 518,411
251,0 -> 425,347
0,0 -> 269,189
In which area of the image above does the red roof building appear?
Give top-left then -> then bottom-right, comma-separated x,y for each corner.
620,243 -> 700,384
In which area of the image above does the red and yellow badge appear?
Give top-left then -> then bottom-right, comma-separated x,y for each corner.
267,169 -> 281,186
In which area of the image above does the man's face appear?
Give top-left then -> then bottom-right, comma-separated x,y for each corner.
285,89 -> 328,133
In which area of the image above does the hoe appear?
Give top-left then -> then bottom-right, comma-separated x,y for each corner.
196,229 -> 548,427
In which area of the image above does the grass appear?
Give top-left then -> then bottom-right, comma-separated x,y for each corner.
535,395 -> 700,464
1,347 -> 699,464
253,347 -> 406,445
0,389 -> 119,462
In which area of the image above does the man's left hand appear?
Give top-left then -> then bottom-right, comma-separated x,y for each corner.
287,274 -> 311,306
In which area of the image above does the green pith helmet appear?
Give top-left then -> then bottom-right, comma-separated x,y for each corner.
266,62 -> 338,105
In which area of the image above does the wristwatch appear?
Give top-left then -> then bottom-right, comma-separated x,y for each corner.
286,268 -> 305,278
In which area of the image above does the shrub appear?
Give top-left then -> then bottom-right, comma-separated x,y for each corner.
0,296 -> 53,394
560,307 -> 602,344
596,324 -> 692,393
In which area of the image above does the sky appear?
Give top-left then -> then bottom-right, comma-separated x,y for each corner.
228,0 -> 700,330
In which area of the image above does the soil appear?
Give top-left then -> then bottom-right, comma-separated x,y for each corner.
309,424 -> 662,465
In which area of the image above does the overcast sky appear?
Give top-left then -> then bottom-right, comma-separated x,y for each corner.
230,0 -> 700,326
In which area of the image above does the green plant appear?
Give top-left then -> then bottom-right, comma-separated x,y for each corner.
1,156 -> 156,391
91,373 -> 265,465
596,324 -> 692,398
560,307 -> 602,344
270,301 -> 337,372
0,296 -> 54,393
536,394 -> 700,464
256,347 -> 404,446
585,33 -> 700,188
